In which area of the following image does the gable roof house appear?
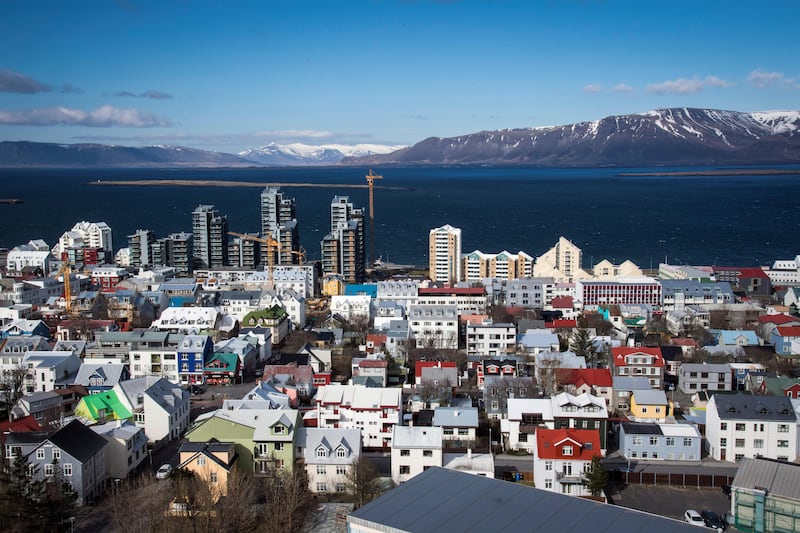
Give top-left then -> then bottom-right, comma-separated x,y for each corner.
178,440 -> 238,501
299,427 -> 362,494
28,419 -> 108,505
73,362 -> 128,393
116,376 -> 190,448
533,428 -> 601,498
90,419 -> 148,479
770,326 -> 800,357
611,347 -> 664,390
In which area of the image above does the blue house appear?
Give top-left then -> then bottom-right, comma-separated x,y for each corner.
770,326 -> 800,356
0,319 -> 50,339
177,334 -> 214,385
713,329 -> 760,348
618,422 -> 702,462
344,283 -> 378,298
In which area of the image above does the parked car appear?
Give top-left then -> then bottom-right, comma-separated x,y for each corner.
701,510 -> 726,531
190,385 -> 204,395
156,464 -> 173,480
684,510 -> 705,527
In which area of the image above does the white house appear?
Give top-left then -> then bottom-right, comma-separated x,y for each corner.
115,376 -> 191,448
533,428 -> 601,498
330,294 -> 372,323
706,393 -> 798,463
6,240 -> 52,274
299,427 -> 361,494
90,420 -> 148,479
391,425 -> 443,485
408,304 -> 459,350
151,306 -> 221,335
678,363 -> 732,394
21,351 -> 82,393
432,407 -> 479,446
465,322 -> 516,357
315,385 -> 402,449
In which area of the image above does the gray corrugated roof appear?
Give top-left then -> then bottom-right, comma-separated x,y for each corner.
711,393 -> 796,421
433,407 -> 479,428
732,457 -> 800,502
349,467 -> 700,532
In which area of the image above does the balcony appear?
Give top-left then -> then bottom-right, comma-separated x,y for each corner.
555,471 -> 586,484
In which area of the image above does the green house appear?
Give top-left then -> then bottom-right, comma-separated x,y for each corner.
185,408 -> 299,475
74,390 -> 133,423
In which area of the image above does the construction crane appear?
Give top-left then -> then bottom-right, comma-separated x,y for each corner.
365,169 -> 383,266
288,246 -> 307,266
228,231 -> 281,276
57,261 -> 74,316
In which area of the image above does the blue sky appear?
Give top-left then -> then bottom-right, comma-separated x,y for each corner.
1,0 -> 798,152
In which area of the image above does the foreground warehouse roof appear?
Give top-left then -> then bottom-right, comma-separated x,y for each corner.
348,467 -> 699,533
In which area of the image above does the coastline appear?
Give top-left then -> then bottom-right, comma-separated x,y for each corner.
89,179 -> 411,190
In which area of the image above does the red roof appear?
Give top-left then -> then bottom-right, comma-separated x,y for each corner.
670,338 -> 698,347
536,428 -> 601,460
556,368 -> 613,388
550,296 -> 574,309
546,319 -> 577,329
776,326 -> 800,337
359,359 -> 388,368
713,266 -> 769,279
759,314 -> 800,325
418,287 -> 485,296
366,333 -> 387,344
415,360 -> 457,378
611,346 -> 664,367
461,314 -> 490,325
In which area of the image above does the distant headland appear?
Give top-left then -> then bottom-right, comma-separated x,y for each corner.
89,179 -> 411,190
617,168 -> 800,177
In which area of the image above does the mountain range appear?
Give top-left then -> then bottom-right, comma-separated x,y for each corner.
1,108 -> 799,168
342,108 -> 800,167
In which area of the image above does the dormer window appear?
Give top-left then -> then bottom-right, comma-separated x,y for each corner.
336,447 -> 347,458
316,447 -> 328,458
273,425 -> 286,435
563,445 -> 573,456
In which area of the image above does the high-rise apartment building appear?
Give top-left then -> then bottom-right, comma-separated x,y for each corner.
127,229 -> 156,269
429,224 -> 461,285
192,205 -> 228,269
152,232 -> 193,276
228,237 -> 260,270
260,187 -> 299,267
320,196 -> 365,283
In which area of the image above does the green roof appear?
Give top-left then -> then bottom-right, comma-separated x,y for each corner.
75,390 -> 132,421
204,352 -> 239,372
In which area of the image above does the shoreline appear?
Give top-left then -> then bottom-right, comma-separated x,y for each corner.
88,179 -> 412,190
617,168 -> 800,177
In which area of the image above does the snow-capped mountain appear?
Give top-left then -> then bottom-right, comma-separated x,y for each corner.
343,108 -> 800,167
238,142 -> 406,166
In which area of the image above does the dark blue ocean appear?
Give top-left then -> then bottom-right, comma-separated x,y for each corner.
0,165 -> 799,269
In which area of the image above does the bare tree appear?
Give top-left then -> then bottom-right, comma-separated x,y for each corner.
256,466 -> 314,533
344,456 -> 383,510
0,365 -> 27,420
417,377 -> 453,407
537,351 -> 564,396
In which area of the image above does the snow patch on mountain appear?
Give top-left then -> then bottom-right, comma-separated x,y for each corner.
238,142 -> 406,165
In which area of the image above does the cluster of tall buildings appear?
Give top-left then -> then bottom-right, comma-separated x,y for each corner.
126,188 -> 368,283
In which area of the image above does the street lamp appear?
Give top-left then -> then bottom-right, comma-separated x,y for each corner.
114,478 -> 120,494
69,516 -> 75,533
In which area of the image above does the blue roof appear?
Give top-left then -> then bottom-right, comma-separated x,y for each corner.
168,296 -> 196,307
344,284 -> 377,297
715,330 -> 759,346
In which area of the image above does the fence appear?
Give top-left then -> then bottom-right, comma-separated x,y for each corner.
610,470 -> 734,488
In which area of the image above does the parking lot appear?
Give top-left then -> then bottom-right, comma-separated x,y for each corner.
608,483 -> 736,529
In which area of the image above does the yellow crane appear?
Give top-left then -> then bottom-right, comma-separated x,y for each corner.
228,231 -> 281,275
57,261 -> 74,316
365,169 -> 383,266
288,246 -> 307,266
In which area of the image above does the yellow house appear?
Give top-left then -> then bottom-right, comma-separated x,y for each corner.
629,389 -> 670,423
322,274 -> 345,297
178,440 -> 237,501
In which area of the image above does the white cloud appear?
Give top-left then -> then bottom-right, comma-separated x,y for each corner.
703,75 -> 733,88
612,83 -> 634,93
112,89 -> 174,99
747,69 -> 795,88
0,69 -> 51,94
582,84 -> 603,93
0,105 -> 172,127
646,77 -> 704,95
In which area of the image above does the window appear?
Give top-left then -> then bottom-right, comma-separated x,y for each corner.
632,436 -> 642,445
683,438 -> 692,447
52,449 -> 60,460
63,463 -> 72,476
720,423 -> 727,430
735,439 -> 745,448
336,483 -> 346,493
720,438 -> 727,447
641,407 -> 647,413
735,423 -> 746,431
336,466 -> 347,476
545,479 -> 552,489
198,456 -> 206,466
336,448 -> 347,458
275,443 -> 284,451
36,449 -> 45,460
316,447 -> 327,458
44,464 -> 54,476
273,425 -> 286,435
519,433 -> 528,443
423,450 -> 433,457
210,473 -> 217,483
135,412 -> 145,424
399,466 -> 410,474
316,482 -> 327,492
778,424 -> 789,433
649,436 -> 658,446
316,465 -> 326,475
778,440 -> 789,448
562,445 -> 573,456
400,449 -> 410,457
443,428 -> 454,435
665,437 -> 675,446
754,439 -> 764,449
458,428 -> 469,436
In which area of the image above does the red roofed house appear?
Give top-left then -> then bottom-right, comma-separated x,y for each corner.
533,428 -> 602,498
547,296 -> 577,319
557,368 -> 613,407
546,318 -> 577,330
353,358 -> 389,386
611,347 -> 665,389
770,326 -> 800,357
758,314 -> 800,342
365,333 -> 387,355
712,266 -> 772,296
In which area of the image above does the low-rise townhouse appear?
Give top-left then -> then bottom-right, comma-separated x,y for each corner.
432,407 -> 479,447
706,393 -> 798,463
415,286 -> 488,315
618,422 -> 701,461
729,457 -> 800,533
628,389 -> 670,423
90,419 -> 148,479
501,277 -> 559,310
73,362 -> 128,394
21,351 -> 82,393
178,440 -> 238,500
177,334 -> 214,385
659,279 -> 734,310
116,376 -> 191,448
408,304 -> 459,350
611,346 -> 664,389
299,427 -> 362,494
477,357 -> 521,389
465,322 -> 516,357
556,368 -> 613,407
576,277 -> 662,309
483,375 -> 536,420
315,385 -> 402,449
533,428 -> 601,498
391,425 -> 443,485
678,363 -> 732,394
771,326 -> 800,357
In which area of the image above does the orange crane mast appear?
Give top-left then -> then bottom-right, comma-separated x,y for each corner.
227,231 -> 281,277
